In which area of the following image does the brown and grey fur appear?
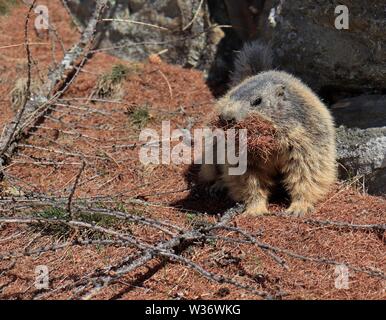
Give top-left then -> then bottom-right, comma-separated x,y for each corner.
199,41 -> 337,216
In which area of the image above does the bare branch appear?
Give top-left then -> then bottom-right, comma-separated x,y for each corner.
0,0 -> 108,176
67,160 -> 86,218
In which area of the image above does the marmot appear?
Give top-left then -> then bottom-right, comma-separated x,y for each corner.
199,41 -> 337,217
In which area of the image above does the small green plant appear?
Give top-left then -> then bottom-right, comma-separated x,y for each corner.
109,64 -> 130,83
0,0 -> 19,16
129,208 -> 144,217
186,212 -> 197,223
95,64 -> 130,98
130,107 -> 150,128
206,238 -> 217,247
115,202 -> 127,213
32,207 -> 71,237
77,211 -> 118,228
185,213 -> 210,230
36,207 -> 68,219
253,256 -> 262,268
30,206 -> 121,239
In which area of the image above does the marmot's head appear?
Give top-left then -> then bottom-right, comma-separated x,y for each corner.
217,73 -> 294,126
212,75 -> 282,159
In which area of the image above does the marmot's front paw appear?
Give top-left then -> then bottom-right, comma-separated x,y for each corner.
285,201 -> 313,217
244,202 -> 269,216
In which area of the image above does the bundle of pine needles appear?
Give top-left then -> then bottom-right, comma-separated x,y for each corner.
211,114 -> 278,160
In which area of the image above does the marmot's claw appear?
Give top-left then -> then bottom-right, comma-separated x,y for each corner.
244,203 -> 269,216
285,202 -> 313,217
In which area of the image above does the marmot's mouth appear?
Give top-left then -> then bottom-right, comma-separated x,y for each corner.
211,114 -> 279,160
211,116 -> 236,128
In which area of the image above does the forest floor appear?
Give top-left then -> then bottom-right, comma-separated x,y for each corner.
0,1 -> 384,300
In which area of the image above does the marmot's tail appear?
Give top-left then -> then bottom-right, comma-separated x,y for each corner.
230,40 -> 273,86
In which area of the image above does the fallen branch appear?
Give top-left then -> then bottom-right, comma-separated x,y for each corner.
67,160 -> 86,218
0,0 -> 108,176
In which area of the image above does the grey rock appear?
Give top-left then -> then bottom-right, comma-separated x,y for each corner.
336,126 -> 386,195
66,0 -> 223,70
257,0 -> 386,94
332,95 -> 386,195
368,168 -> 386,195
331,95 -> 386,129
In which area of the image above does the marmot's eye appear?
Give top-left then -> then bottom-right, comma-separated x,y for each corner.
250,97 -> 262,107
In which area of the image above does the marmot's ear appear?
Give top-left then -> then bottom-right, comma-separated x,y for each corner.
275,84 -> 286,97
